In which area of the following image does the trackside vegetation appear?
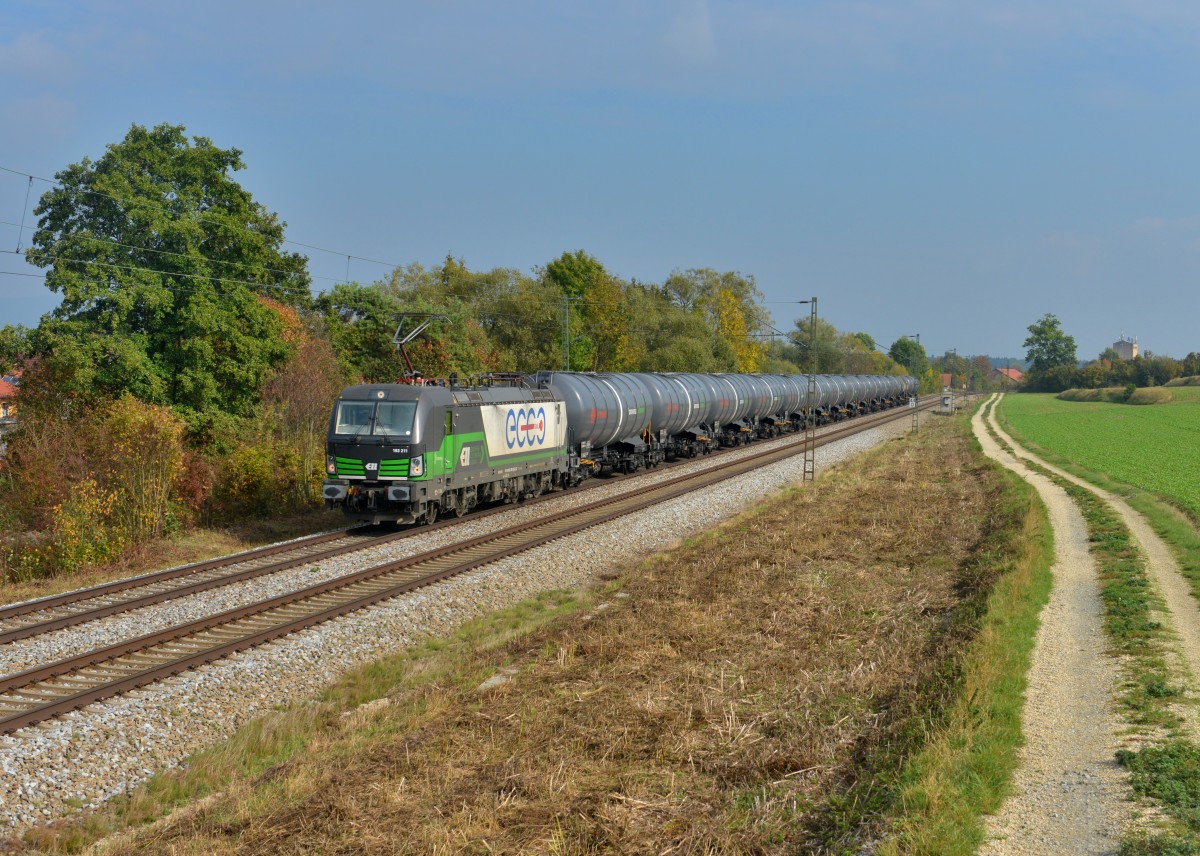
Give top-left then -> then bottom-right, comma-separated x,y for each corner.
15,414 -> 1052,854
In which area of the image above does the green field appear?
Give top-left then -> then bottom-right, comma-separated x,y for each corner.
999,390 -> 1200,520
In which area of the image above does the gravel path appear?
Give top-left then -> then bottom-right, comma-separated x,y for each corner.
976,396 -> 1129,855
0,417 -> 914,833
988,411 -> 1200,727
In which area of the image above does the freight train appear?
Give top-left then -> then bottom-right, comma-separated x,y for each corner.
323,371 -> 916,525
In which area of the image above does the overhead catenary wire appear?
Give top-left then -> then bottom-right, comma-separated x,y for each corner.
0,161 -> 406,273
0,250 -> 307,298
3,162 -> 779,342
14,176 -> 32,253
0,218 -> 346,285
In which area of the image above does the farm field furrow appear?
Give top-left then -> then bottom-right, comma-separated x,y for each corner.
1000,392 -> 1200,519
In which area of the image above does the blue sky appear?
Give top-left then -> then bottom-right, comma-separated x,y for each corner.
2,1 -> 1198,361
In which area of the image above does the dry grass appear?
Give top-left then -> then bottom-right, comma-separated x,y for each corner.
0,508 -> 343,606
82,419 -> 1011,855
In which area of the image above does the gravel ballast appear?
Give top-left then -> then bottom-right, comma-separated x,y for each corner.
0,418 -> 916,832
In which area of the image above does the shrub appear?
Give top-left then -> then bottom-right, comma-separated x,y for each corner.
1057,386 -> 1172,405
1,394 -> 186,579
96,395 -> 187,539
205,437 -> 307,521
1129,388 -> 1174,405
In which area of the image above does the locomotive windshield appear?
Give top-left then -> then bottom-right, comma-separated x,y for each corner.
333,401 -> 417,438
334,402 -> 373,435
374,402 -> 416,437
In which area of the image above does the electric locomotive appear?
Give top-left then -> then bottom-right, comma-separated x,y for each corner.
322,381 -> 570,525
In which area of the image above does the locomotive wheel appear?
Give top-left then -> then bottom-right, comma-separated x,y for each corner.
424,504 -> 439,525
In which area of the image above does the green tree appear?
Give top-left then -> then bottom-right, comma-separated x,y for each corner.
791,316 -> 845,372
545,250 -> 604,299
318,282 -> 415,382
627,283 -> 720,372
25,123 -> 311,422
887,337 -> 929,379
1023,313 -> 1077,374
544,251 -> 640,371
970,355 -> 992,390
0,325 -> 29,373
851,332 -> 877,352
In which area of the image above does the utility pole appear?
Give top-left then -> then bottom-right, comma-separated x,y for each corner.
800,297 -> 818,482
561,295 -> 572,372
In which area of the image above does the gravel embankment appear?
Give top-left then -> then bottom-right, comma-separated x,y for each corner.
0,417 -> 915,832
976,398 -> 1129,855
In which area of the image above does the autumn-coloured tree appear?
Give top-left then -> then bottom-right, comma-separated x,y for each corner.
713,286 -> 765,372
263,333 -> 349,504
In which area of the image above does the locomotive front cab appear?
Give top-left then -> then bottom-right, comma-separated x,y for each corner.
323,384 -> 447,524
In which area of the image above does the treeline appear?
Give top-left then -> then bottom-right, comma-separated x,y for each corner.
1019,314 -> 1199,392
1024,352 -> 1200,393
0,123 -> 919,582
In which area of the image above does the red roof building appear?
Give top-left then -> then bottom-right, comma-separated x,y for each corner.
0,371 -> 20,421
993,367 -> 1024,386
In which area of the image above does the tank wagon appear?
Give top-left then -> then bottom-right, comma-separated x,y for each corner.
323,371 -> 916,525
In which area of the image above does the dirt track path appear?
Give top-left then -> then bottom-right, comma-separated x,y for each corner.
988,404 -> 1200,714
975,396 -> 1129,855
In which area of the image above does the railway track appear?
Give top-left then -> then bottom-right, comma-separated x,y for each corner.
0,398 -> 938,735
0,441 -> 671,645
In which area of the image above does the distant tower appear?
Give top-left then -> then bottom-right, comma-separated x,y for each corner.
1113,334 -> 1138,361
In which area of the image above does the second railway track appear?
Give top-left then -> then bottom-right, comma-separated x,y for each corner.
0,399 -> 937,735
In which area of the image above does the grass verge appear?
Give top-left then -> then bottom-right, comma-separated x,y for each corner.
16,415 -> 1041,854
874,398 -> 1053,854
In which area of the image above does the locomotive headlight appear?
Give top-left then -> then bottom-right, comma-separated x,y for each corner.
326,455 -> 336,475
409,455 -> 424,477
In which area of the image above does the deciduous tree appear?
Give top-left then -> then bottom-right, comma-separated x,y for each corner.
1023,313 -> 1077,374
25,123 -> 311,422
0,325 -> 29,374
888,337 -> 929,379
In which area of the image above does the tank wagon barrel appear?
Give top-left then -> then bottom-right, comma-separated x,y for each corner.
323,369 -> 916,525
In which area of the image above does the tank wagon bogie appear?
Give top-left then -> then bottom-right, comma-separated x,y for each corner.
324,370 -> 917,525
